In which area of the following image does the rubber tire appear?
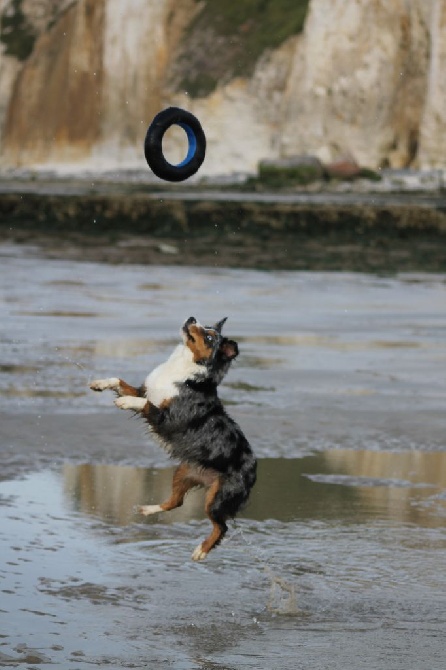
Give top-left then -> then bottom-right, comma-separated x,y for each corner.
144,107 -> 206,182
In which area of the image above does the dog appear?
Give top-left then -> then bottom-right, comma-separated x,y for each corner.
90,317 -> 257,561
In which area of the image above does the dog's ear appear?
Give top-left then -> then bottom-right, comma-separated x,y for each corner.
213,317 -> 228,333
219,338 -> 239,360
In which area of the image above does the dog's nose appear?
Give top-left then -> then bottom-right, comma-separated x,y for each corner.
185,316 -> 197,326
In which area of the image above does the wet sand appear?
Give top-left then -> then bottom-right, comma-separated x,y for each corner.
1,243 -> 446,668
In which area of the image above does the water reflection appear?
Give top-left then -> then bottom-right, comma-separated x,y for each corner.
323,450 -> 446,524
64,463 -> 205,524
64,450 -> 446,528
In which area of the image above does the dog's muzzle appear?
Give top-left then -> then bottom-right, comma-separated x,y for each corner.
182,316 -> 197,341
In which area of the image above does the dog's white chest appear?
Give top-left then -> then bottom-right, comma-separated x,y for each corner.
145,366 -> 179,407
144,344 -> 201,407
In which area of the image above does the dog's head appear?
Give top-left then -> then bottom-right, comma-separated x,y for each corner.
181,316 -> 239,383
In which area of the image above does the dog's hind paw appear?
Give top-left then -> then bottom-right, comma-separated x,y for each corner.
90,377 -> 119,392
136,504 -> 163,516
192,543 -> 208,562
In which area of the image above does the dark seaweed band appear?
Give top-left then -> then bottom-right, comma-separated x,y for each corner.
144,107 -> 206,182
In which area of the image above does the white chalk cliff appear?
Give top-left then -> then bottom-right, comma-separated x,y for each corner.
1,0 -> 445,176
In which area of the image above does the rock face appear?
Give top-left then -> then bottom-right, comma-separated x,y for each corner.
280,0 -> 431,168
418,0 -> 446,168
1,0 -> 446,175
1,0 -> 196,169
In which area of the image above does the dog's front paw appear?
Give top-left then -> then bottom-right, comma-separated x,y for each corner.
90,377 -> 119,392
192,543 -> 208,562
114,396 -> 146,411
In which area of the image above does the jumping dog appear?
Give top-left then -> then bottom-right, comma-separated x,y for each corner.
90,317 -> 257,560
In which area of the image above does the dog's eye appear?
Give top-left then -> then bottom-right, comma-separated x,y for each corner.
205,334 -> 214,343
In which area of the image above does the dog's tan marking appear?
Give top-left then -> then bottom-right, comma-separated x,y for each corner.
192,476 -> 226,561
136,464 -> 219,523
158,463 -> 202,511
118,379 -> 142,397
185,325 -> 218,363
90,378 -> 143,397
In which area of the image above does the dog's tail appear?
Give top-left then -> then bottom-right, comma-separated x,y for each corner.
211,451 -> 257,521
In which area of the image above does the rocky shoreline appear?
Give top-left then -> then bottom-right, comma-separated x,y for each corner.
1,173 -> 445,272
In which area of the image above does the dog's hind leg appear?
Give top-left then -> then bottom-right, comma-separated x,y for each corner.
137,464 -> 201,517
192,477 -> 228,561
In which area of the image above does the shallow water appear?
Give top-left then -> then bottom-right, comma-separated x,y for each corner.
1,243 -> 446,668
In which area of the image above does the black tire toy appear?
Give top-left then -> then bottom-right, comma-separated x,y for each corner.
144,107 -> 206,182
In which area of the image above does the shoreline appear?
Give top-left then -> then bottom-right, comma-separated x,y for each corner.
1,177 -> 446,272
